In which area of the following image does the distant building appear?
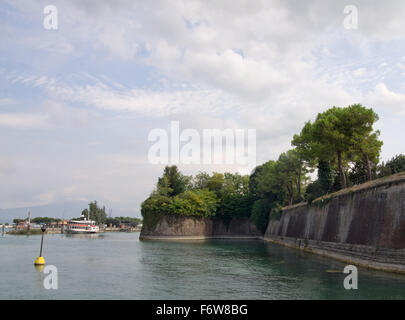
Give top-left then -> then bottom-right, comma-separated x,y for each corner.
48,220 -> 68,229
15,221 -> 27,230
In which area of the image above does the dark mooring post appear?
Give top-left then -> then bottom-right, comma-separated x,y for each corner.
34,225 -> 46,265
39,225 -> 45,256
27,211 -> 31,235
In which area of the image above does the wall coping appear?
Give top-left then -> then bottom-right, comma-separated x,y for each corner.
282,172 -> 405,212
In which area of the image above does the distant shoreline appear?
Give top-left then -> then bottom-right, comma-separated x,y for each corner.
5,227 -> 142,235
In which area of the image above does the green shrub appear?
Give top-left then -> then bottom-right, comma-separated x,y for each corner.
269,203 -> 283,221
140,189 -> 219,230
250,199 -> 272,233
304,180 -> 323,204
312,196 -> 332,208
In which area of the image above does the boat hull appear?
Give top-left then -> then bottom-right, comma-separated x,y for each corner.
65,229 -> 99,234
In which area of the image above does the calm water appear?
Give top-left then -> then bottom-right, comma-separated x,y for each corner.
1,232 -> 405,299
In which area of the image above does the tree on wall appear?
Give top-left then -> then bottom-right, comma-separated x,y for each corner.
206,172 -> 225,195
292,104 -> 381,190
255,160 -> 282,202
248,164 -> 266,198
277,149 -> 309,203
318,160 -> 334,194
304,160 -> 334,202
378,154 -> 405,177
192,171 -> 211,190
157,165 -> 190,197
346,109 -> 382,182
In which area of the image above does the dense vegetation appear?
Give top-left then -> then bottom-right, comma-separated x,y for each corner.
31,217 -> 62,224
80,201 -> 107,224
141,167 -> 251,223
13,217 -> 61,224
141,104 -> 404,233
105,216 -> 142,227
377,154 -> 405,178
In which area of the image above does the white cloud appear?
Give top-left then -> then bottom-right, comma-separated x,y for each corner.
4,71 -> 244,116
365,83 -> 405,115
0,99 -> 100,130
0,113 -> 48,129
0,98 -> 16,106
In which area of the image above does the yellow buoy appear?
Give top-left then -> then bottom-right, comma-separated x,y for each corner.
34,256 -> 45,265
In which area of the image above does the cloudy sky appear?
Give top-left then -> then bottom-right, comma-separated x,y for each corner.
1,0 -> 405,218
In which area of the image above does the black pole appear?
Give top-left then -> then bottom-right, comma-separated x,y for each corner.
39,232 -> 44,256
39,225 -> 46,256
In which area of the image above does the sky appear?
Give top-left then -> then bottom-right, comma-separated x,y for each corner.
1,0 -> 405,218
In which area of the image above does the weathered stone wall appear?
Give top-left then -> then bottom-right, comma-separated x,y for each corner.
211,217 -> 262,238
264,172 -> 405,273
140,215 -> 262,240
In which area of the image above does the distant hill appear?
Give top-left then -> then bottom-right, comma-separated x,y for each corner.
0,200 -> 89,223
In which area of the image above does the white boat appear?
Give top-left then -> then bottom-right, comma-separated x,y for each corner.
66,219 -> 99,234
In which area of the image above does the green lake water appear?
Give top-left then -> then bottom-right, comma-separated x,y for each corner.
1,232 -> 405,299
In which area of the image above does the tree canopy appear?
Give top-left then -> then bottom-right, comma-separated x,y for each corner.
157,165 -> 190,196
292,104 -> 382,189
81,201 -> 107,224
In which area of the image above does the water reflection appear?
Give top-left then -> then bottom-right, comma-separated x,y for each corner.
64,233 -> 104,240
34,264 -> 45,273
